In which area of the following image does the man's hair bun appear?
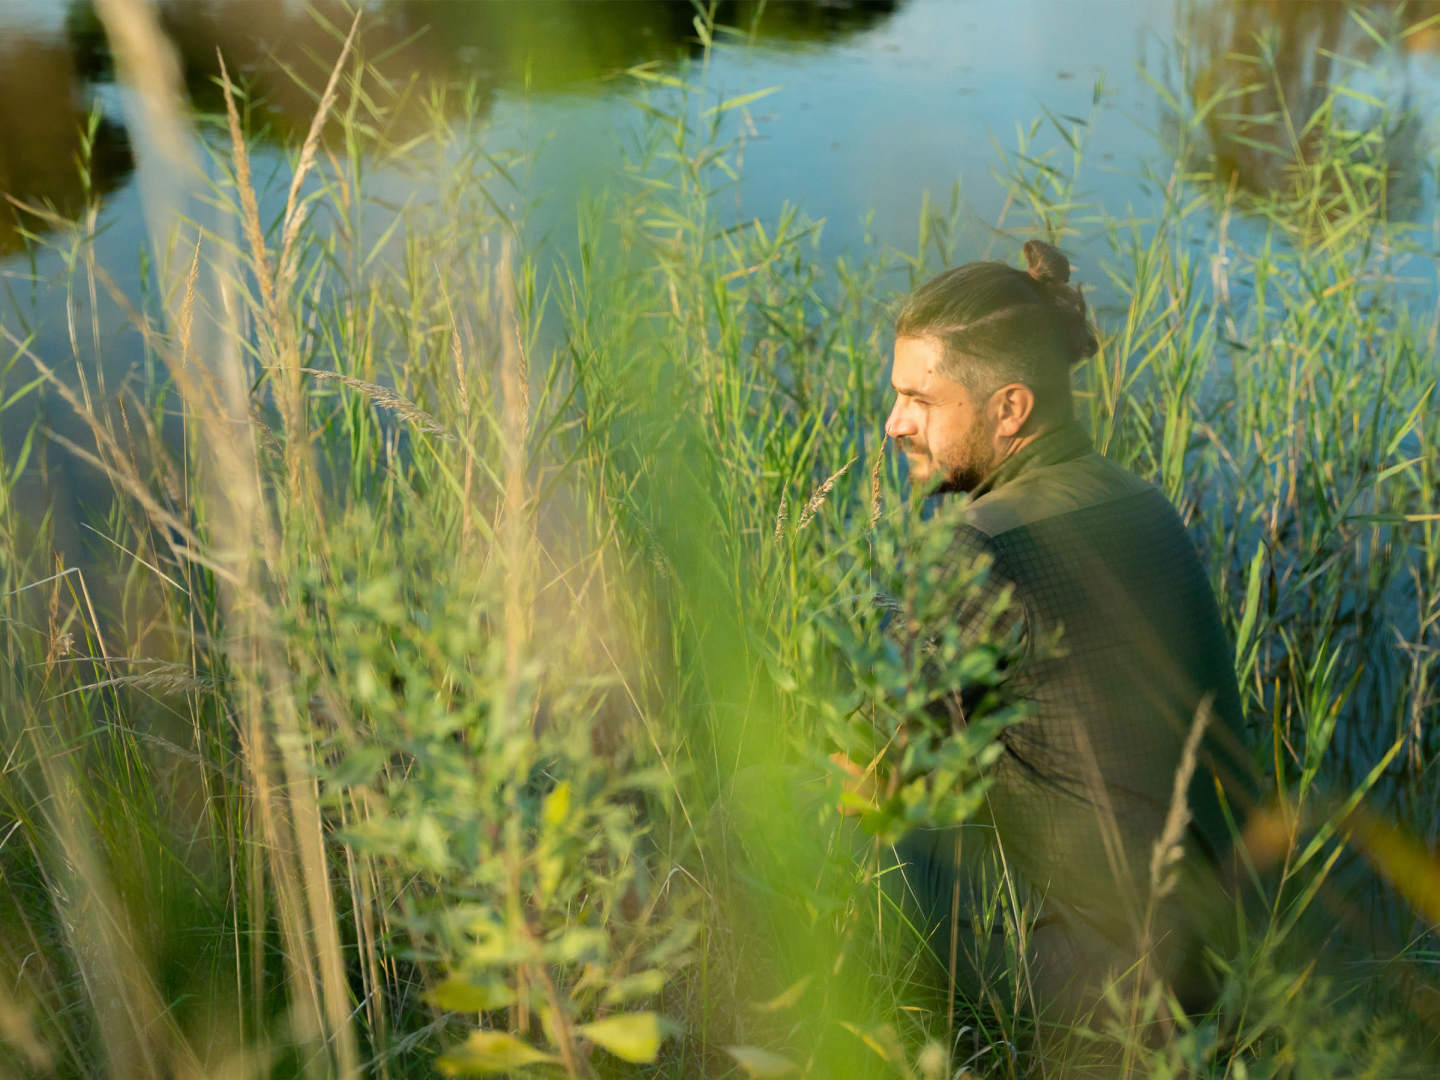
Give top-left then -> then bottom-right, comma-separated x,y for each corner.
1023,239 -> 1070,285
1022,240 -> 1095,364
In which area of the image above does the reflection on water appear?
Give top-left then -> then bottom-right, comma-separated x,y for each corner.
5,0 -> 1434,257
2,0 -> 901,252
0,24 -> 129,255
1185,0 -> 1437,211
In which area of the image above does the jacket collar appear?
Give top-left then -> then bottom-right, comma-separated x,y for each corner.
968,419 -> 1093,500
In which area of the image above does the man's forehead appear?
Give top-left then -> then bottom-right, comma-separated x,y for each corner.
892,336 -> 953,392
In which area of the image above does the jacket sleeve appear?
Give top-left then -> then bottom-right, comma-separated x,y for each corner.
949,525 -> 1028,655
931,524 -> 1030,730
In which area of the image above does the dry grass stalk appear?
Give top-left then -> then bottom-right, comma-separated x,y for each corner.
495,232 -> 538,1037
773,488 -> 788,543
277,9 -> 362,289
216,51 -> 313,504
299,367 -> 452,440
90,1 -> 357,1072
37,741 -> 204,1077
12,246 -> 269,589
46,658 -> 216,700
1149,697 -> 1213,903
73,235 -> 285,568
217,31 -> 350,521
0,326 -> 205,561
158,235 -> 236,443
498,232 -> 532,732
1113,698 -> 1215,1072
796,455 -> 856,530
0,982 -> 50,1074
215,53 -> 279,332
868,438 -> 886,528
440,280 -> 477,555
177,235 -> 201,368
442,288 -> 473,421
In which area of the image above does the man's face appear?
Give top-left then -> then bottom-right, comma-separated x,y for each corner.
885,335 -> 996,494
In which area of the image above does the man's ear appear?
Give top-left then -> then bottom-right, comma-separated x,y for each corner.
990,383 -> 1036,437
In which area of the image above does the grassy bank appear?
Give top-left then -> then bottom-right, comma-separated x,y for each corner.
1,2 -> 1438,1077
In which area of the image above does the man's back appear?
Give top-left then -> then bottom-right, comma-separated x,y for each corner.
944,422 -> 1253,1004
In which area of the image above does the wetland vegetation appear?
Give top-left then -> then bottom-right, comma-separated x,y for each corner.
1,1 -> 1438,1076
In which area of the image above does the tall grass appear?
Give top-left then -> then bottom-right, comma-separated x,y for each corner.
0,1 -> 1438,1077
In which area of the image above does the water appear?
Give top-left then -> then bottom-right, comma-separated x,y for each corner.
5,1 -> 1436,257
1,0 -> 1438,541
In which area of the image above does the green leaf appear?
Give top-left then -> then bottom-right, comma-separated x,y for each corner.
625,62 -> 689,89
726,1045 -> 799,1077
1375,456 -> 1423,483
1384,380 -> 1434,458
1345,512 -> 1440,524
601,969 -> 667,1005
327,746 -> 387,788
426,977 -> 515,1013
702,85 -> 783,119
547,927 -> 607,964
752,975 -> 811,1012
577,1012 -> 664,1063
435,1030 -> 558,1076
839,1021 -> 899,1062
413,815 -> 450,870
542,781 -> 571,828
1234,540 -> 1265,667
645,920 -> 700,965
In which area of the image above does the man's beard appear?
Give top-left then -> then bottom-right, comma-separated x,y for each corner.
927,414 -> 997,496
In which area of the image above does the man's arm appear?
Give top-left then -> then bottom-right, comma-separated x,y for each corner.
937,524 -> 1029,729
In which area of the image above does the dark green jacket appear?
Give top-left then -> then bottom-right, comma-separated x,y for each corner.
945,421 -> 1254,977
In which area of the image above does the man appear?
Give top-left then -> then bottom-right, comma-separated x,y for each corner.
880,240 -> 1254,1019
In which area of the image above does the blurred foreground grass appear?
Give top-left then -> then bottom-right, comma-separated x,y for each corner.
1,1 -> 1438,1077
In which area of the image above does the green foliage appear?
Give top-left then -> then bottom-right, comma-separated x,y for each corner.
804,500 -> 1026,844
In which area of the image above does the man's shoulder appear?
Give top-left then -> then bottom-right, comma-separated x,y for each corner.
964,451 -> 1156,539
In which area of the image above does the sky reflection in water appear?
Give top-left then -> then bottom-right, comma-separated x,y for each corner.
0,0 -> 1437,475
4,0 -> 1437,262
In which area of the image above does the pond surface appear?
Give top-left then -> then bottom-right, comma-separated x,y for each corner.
1,0 -> 1438,532
5,1 -> 1438,260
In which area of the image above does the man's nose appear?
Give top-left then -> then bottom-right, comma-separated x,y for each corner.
885,402 -> 916,440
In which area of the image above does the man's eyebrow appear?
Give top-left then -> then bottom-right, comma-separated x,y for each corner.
892,383 -> 930,399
